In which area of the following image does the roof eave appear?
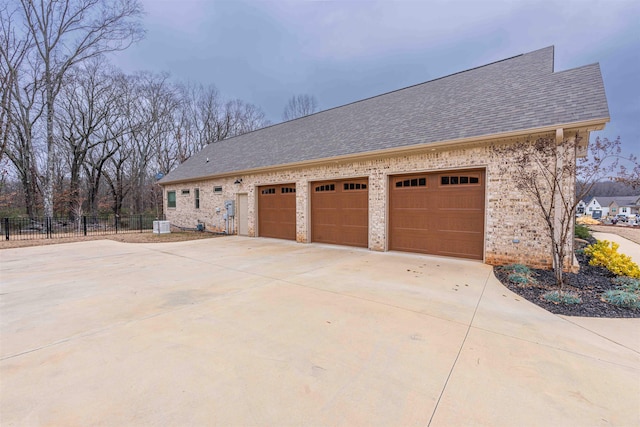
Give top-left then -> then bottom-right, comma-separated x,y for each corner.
159,117 -> 609,186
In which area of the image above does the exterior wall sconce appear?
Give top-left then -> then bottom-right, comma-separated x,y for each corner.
234,178 -> 243,184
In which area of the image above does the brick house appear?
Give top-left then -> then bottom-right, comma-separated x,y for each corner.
600,196 -> 640,218
159,46 -> 609,268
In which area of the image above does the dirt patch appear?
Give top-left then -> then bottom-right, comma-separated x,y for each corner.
0,231 -> 223,250
589,224 -> 640,244
494,238 -> 639,318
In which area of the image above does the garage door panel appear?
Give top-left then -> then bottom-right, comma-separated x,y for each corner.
436,212 -> 483,233
258,184 -> 296,240
437,193 -> 484,210
390,231 -> 431,253
392,210 -> 432,231
436,231 -> 484,255
311,179 -> 368,248
390,170 -> 485,260
393,194 -> 430,209
342,210 -> 368,226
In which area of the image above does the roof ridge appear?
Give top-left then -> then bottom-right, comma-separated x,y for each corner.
207,48 -> 554,142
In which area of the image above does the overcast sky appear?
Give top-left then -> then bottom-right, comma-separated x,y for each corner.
111,0 -> 639,153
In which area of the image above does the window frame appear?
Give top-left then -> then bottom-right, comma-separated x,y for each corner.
194,188 -> 200,209
167,191 -> 176,208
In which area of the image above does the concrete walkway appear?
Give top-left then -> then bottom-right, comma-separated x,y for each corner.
593,231 -> 640,265
1,237 -> 638,426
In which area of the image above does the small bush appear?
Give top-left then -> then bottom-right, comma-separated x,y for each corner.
584,240 -> 640,278
508,274 -> 530,285
574,224 -> 591,240
501,264 -> 537,285
612,277 -> 640,293
601,290 -> 640,309
502,264 -> 532,275
542,290 -> 582,305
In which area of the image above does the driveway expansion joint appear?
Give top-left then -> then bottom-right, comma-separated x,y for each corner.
427,268 -> 493,426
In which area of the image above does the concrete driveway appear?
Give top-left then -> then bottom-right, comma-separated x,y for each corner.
1,237 -> 638,426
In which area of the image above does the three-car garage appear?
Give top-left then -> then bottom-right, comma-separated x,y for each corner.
256,169 -> 485,260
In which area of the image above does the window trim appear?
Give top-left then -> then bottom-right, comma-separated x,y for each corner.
195,188 -> 200,209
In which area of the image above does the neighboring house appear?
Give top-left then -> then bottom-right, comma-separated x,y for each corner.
576,200 -> 586,215
585,196 -> 611,218
608,196 -> 640,218
160,46 -> 609,269
585,195 -> 640,219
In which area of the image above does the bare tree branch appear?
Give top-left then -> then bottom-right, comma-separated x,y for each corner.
16,0 -> 144,217
282,93 -> 318,121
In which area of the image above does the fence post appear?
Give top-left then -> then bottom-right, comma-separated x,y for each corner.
46,217 -> 52,239
140,215 -> 143,233
83,216 -> 87,236
4,218 -> 8,241
115,216 -> 118,234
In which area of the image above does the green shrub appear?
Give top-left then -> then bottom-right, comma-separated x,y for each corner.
601,290 -> 640,309
574,224 -> 591,240
542,290 -> 582,305
501,264 -> 537,286
612,277 -> 640,293
502,264 -> 532,275
584,240 -> 640,278
508,274 -> 530,284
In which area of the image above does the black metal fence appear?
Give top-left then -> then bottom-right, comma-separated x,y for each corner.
2,215 -> 159,241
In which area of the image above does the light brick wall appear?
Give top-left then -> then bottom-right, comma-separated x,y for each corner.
163,131 -> 578,268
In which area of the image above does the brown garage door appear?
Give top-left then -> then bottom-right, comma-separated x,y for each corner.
258,184 -> 296,240
389,169 -> 485,260
311,178 -> 368,247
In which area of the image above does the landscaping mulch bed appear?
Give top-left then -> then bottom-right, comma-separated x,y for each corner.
494,238 -> 639,318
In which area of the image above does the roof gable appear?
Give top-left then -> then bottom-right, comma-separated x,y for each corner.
591,195 -> 640,208
162,46 -> 609,184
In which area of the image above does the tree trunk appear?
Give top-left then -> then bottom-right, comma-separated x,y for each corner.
44,79 -> 55,218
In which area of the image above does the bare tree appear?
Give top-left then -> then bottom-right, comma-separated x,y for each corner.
282,94 -> 318,121
57,58 -> 126,217
220,99 -> 269,139
494,134 -> 637,288
0,3 -> 30,163
15,0 -> 144,218
0,2 -> 43,217
615,162 -> 640,189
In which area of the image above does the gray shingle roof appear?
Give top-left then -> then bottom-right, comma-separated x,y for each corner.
161,46 -> 609,184
593,196 -> 640,207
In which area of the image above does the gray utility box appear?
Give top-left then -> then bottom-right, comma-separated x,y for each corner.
224,200 -> 235,216
153,220 -> 171,234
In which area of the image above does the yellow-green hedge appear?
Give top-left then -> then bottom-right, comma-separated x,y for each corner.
584,240 -> 640,278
